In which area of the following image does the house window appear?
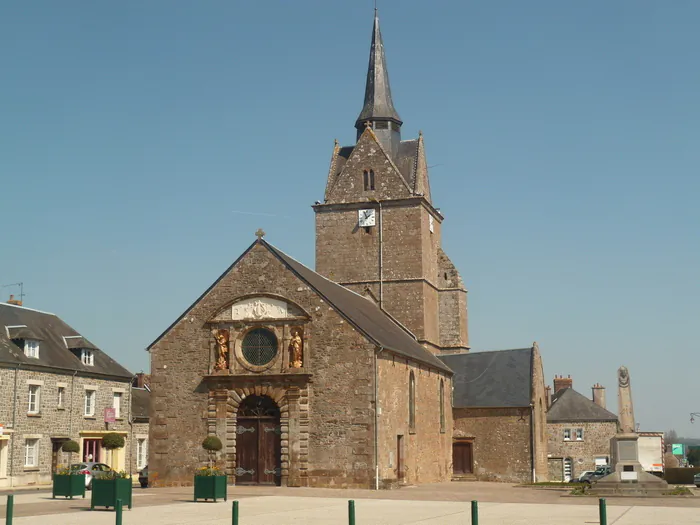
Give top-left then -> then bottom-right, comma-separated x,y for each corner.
409,371 -> 416,432
28,385 -> 40,414
439,379 -> 445,433
24,439 -> 39,467
81,349 -> 94,366
24,340 -> 39,359
113,392 -> 122,419
84,390 -> 96,416
363,169 -> 376,191
563,428 -> 571,441
57,387 -> 65,408
575,428 -> 584,441
137,438 -> 148,470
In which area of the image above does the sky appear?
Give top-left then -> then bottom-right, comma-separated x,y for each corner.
1,1 -> 698,437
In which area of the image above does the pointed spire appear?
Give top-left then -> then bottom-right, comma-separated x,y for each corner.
355,10 -> 402,133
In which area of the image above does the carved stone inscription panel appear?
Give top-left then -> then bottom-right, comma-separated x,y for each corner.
231,297 -> 302,320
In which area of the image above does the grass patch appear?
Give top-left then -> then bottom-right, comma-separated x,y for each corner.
569,484 -> 590,496
664,486 -> 693,496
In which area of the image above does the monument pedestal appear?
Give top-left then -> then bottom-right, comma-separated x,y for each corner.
591,433 -> 668,496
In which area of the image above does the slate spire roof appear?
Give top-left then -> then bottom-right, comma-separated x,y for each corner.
355,10 -> 402,131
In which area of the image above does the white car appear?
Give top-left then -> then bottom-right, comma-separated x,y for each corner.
69,462 -> 112,490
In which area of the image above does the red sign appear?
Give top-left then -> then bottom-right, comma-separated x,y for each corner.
104,408 -> 116,423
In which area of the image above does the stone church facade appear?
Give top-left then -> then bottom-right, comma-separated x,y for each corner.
148,11 -> 547,488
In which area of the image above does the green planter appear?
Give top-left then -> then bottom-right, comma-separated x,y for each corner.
194,475 -> 227,502
52,474 -> 86,499
90,478 -> 133,510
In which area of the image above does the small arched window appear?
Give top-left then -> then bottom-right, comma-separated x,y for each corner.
409,371 -> 416,432
439,379 -> 445,433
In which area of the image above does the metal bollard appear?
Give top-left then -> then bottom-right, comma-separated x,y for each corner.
6,495 -> 13,525
116,498 -> 122,525
599,498 -> 607,525
348,499 -> 356,525
471,500 -> 478,525
232,500 -> 239,525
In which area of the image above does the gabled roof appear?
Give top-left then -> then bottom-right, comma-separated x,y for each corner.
147,238 -> 451,374
439,348 -> 534,408
265,242 -> 451,374
0,303 -> 132,379
547,388 -> 618,423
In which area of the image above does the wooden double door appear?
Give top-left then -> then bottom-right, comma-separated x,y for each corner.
235,396 -> 281,486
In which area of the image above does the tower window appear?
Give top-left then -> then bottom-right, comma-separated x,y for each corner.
374,121 -> 389,130
363,170 -> 375,191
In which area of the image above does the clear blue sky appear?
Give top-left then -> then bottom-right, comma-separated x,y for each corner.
2,2 -> 698,437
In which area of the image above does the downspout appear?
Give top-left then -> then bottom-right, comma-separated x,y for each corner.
374,346 -> 384,490
69,370 -> 77,437
9,364 -> 21,488
530,403 -> 536,483
368,198 -> 383,309
128,374 -> 135,478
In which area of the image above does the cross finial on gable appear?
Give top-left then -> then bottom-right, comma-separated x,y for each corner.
364,120 -> 372,129
255,228 -> 266,239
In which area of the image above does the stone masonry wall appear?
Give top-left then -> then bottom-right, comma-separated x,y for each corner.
149,243 -> 377,488
377,353 -> 452,487
453,407 -> 533,483
531,346 -> 549,481
0,367 -> 134,487
547,421 -> 617,478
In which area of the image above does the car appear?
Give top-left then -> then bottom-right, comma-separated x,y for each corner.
694,472 -> 700,488
577,470 -> 596,482
581,465 -> 612,484
70,462 -> 113,490
138,465 -> 148,488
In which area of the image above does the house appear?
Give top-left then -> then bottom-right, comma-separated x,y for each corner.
0,300 -> 142,487
546,376 -> 618,481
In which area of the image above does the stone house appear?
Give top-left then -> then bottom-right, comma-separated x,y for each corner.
440,346 -> 549,483
148,10 -> 548,488
546,377 -> 618,481
0,300 -> 144,487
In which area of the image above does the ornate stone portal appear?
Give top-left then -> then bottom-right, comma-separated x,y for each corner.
593,366 -> 667,494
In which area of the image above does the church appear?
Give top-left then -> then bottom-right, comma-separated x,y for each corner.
148,11 -> 548,488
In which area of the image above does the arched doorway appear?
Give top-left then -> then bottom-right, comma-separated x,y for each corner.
235,395 -> 281,486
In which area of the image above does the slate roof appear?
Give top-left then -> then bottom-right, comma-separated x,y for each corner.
439,348 -> 534,408
131,387 -> 150,421
0,303 -> 132,379
266,242 -> 451,374
547,387 -> 618,423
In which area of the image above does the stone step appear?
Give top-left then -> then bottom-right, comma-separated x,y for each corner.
452,474 -> 477,482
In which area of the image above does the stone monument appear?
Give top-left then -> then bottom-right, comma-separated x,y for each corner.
593,366 -> 667,495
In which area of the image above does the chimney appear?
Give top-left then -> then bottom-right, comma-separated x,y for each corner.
545,385 -> 552,408
553,374 -> 573,394
132,373 -> 150,389
592,383 -> 606,409
7,294 -> 22,306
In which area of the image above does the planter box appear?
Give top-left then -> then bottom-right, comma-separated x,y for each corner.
52,474 -> 86,499
90,478 -> 133,510
194,475 -> 227,502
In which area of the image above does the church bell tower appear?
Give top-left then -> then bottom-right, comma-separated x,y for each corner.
313,11 -> 469,355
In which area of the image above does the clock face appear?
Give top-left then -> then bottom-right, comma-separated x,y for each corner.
358,208 -> 376,227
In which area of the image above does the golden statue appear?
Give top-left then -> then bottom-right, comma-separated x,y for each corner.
213,329 -> 230,371
289,328 -> 303,368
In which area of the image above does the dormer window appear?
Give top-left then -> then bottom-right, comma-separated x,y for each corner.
24,340 -> 39,359
81,349 -> 94,366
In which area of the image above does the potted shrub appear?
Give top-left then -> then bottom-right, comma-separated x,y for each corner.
194,436 -> 227,502
52,441 -> 85,499
90,433 -> 132,510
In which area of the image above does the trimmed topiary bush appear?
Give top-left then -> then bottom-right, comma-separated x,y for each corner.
202,436 -> 222,452
62,440 -> 80,469
102,433 -> 125,469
